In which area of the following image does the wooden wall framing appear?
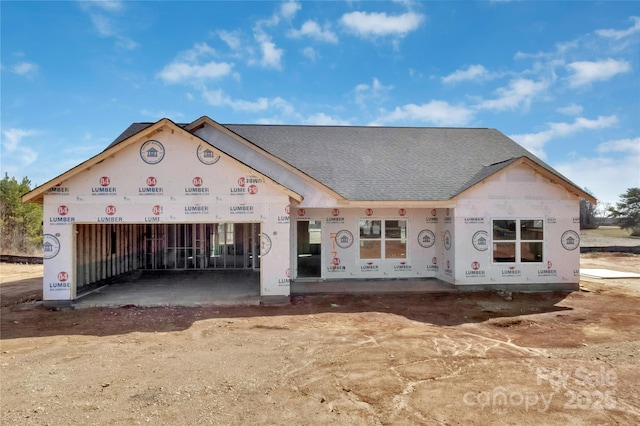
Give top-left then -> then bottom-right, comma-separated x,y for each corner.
75,224 -> 144,289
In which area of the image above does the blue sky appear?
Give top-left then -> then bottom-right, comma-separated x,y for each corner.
2,1 -> 638,206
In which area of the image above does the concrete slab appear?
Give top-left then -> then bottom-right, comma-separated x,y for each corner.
73,270 -> 261,308
291,278 -> 458,295
580,269 -> 640,279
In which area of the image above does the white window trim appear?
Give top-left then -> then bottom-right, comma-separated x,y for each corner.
358,218 -> 408,261
491,218 -> 544,264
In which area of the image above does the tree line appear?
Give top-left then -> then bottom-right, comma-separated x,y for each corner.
581,187 -> 640,236
0,174 -> 43,255
0,172 -> 638,255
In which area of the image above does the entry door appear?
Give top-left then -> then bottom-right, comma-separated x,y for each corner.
297,220 -> 322,278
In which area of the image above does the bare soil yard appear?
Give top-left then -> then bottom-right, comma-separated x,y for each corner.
1,253 -> 639,425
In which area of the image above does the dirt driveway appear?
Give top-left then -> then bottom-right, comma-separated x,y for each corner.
1,253 -> 639,425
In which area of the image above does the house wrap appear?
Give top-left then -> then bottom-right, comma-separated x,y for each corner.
22,116 -> 595,303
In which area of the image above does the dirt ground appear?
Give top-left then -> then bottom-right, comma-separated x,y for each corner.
1,253 -> 639,425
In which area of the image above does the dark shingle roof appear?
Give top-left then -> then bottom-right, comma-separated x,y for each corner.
224,125 -> 557,201
107,121 -> 573,201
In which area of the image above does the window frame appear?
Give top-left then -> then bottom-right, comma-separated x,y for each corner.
492,218 -> 544,264
358,218 -> 408,260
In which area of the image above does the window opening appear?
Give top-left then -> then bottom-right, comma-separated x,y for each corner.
359,219 -> 407,259
493,219 -> 543,263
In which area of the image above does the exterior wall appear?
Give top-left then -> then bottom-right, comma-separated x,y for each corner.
42,225 -> 75,300
436,208 -> 456,284
290,207 -> 450,280
262,205 -> 291,296
453,164 -> 581,287
41,129 -> 292,301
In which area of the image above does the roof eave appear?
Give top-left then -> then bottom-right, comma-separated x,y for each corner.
337,199 -> 455,208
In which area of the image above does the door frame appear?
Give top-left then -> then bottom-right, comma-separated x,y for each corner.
295,219 -> 323,279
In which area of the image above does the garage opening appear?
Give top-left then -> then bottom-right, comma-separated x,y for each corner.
74,223 -> 262,297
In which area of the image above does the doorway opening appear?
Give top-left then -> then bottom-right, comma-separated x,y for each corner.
297,220 -> 322,278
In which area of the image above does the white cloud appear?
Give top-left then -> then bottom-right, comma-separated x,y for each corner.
158,43 -> 233,84
510,115 -> 619,159
548,115 -> 618,136
158,61 -> 232,84
202,89 -> 293,114
302,113 -> 350,126
218,3 -> 296,71
201,89 -> 224,106
507,132 -> 551,159
408,68 -> 424,79
1,128 -> 39,168
512,16 -> 638,98
597,137 -> 640,154
379,100 -> 474,126
269,97 -> 296,116
204,90 -> 267,112
11,61 -> 38,76
340,11 -> 424,38
2,128 -> 37,152
178,42 -> 216,62
246,1 -> 307,70
566,58 -> 631,87
218,30 -> 243,51
88,1 -> 124,12
301,47 -> 319,61
115,38 -> 138,51
259,38 -> 284,70
280,1 -> 301,19
288,20 -> 338,43
216,30 -> 257,66
556,103 -> 583,116
354,78 -> 393,107
252,26 -> 284,70
80,1 -> 138,50
441,65 -> 493,84
477,78 -> 548,111
89,13 -> 114,38
596,16 -> 640,40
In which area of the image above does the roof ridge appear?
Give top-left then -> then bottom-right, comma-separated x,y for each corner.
224,123 -> 491,130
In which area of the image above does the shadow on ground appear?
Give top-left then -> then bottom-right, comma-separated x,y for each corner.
1,290 -> 574,340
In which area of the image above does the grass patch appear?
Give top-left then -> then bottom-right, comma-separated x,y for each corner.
581,226 -> 633,238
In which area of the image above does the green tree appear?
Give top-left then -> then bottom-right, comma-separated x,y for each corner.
608,187 -> 640,236
579,188 -> 598,230
0,174 -> 43,254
